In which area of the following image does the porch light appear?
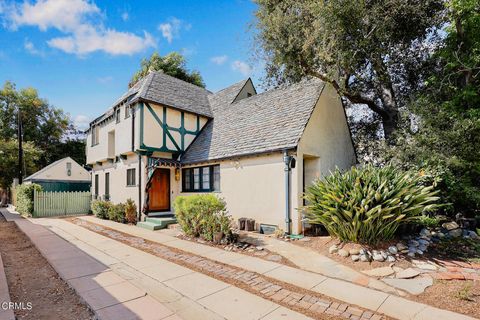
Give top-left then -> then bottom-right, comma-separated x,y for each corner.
175,168 -> 180,181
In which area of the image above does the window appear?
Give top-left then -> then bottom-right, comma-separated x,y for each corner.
127,168 -> 136,186
94,174 -> 99,197
125,105 -> 130,119
66,162 -> 72,176
91,126 -> 99,146
115,108 -> 121,123
105,173 -> 110,200
182,165 -> 220,192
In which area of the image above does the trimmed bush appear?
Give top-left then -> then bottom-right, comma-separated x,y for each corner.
304,164 -> 443,244
108,203 -> 126,223
15,183 -> 42,216
91,200 -> 111,219
173,194 -> 232,241
125,198 -> 137,224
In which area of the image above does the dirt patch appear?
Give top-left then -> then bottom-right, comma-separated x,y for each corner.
0,215 -> 94,320
417,280 -> 480,318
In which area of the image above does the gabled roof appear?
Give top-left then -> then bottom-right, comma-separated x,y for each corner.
181,78 -> 325,164
24,157 -> 89,182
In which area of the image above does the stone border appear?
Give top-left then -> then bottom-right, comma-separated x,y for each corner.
0,252 -> 15,320
74,218 -> 386,320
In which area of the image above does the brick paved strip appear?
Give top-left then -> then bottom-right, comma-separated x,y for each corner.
0,253 -> 15,320
72,218 -> 386,320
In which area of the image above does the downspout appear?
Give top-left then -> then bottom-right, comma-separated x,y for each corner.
138,153 -> 142,222
283,150 -> 291,235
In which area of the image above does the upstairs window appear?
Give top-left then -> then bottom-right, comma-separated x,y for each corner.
127,168 -> 136,186
91,126 -> 99,146
182,165 -> 220,192
115,108 -> 121,123
125,105 -> 130,119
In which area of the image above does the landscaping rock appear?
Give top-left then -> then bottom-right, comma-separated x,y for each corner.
396,268 -> 421,279
372,252 -> 385,262
351,255 -> 360,262
418,239 -> 429,246
442,221 -> 459,231
338,249 -> 350,257
408,240 -> 419,247
359,248 -> 368,255
407,252 -> 416,258
388,246 -> 398,255
363,266 -> 395,277
418,245 -> 427,252
360,254 -> 370,262
349,248 -> 360,255
329,245 -> 339,254
436,232 -> 445,239
448,229 -> 463,238
382,277 -> 433,295
387,255 -> 396,262
416,249 -> 424,255
468,230 -> 479,239
420,228 -> 431,237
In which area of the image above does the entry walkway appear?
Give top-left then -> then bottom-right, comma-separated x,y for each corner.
71,215 -> 474,320
1,209 -> 310,320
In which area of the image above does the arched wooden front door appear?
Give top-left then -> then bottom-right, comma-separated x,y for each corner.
149,169 -> 170,211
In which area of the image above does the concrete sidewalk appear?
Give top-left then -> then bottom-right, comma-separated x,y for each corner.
68,215 -> 475,320
2,209 -> 311,320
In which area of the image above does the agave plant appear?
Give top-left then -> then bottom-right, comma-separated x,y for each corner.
303,164 -> 443,244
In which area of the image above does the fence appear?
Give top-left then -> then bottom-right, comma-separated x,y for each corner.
33,190 -> 91,217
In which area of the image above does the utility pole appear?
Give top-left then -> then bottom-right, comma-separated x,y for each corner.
18,108 -> 23,184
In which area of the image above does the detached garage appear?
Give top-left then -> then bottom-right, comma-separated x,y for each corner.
24,157 -> 91,192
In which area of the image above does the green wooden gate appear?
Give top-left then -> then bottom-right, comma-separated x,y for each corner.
33,190 -> 91,217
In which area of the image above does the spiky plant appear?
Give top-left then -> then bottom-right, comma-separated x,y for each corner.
304,164 -> 442,244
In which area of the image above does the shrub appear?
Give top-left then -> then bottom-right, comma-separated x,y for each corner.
125,198 -> 137,224
15,183 -> 42,216
173,194 -> 232,241
108,203 -> 126,223
91,200 -> 111,219
415,215 -> 445,228
304,164 -> 443,244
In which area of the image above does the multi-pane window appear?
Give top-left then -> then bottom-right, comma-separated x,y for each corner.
182,165 -> 220,192
127,168 -> 136,186
94,174 -> 99,197
91,126 -> 99,146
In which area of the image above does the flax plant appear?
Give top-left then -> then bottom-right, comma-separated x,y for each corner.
303,164 -> 442,244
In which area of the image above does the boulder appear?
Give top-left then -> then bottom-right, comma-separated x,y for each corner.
360,254 -> 370,262
338,249 -> 350,257
442,221 -> 459,231
349,248 -> 360,255
351,255 -> 360,262
387,255 -> 396,262
388,246 -> 398,254
419,228 -> 431,237
372,252 -> 385,262
329,245 -> 339,254
448,229 -> 463,238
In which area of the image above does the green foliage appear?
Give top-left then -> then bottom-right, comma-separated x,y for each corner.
173,194 -> 232,241
0,139 -> 42,189
129,52 -> 205,88
91,200 -> 111,219
125,198 -> 137,224
415,215 -> 444,228
254,0 -> 444,138
304,164 -> 443,244
108,203 -> 126,223
387,0 -> 480,213
15,183 -> 42,216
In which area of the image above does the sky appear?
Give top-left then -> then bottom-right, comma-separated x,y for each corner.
0,0 -> 262,130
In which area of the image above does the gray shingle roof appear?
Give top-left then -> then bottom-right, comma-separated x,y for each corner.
131,72 -> 213,117
181,78 -> 325,164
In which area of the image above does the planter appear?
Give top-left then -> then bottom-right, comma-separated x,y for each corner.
214,231 -> 224,244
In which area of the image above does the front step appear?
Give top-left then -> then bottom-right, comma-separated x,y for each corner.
136,221 -> 164,231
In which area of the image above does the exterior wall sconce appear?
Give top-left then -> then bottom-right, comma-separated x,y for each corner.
175,168 -> 180,181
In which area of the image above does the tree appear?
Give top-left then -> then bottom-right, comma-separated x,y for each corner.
0,81 -> 86,173
387,0 -> 480,213
0,139 -> 41,189
254,0 -> 444,139
129,52 -> 205,88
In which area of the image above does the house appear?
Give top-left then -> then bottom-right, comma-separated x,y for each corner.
85,71 -> 356,234
24,157 -> 91,192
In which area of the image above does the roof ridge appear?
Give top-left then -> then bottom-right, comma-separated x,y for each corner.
152,71 -> 211,93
